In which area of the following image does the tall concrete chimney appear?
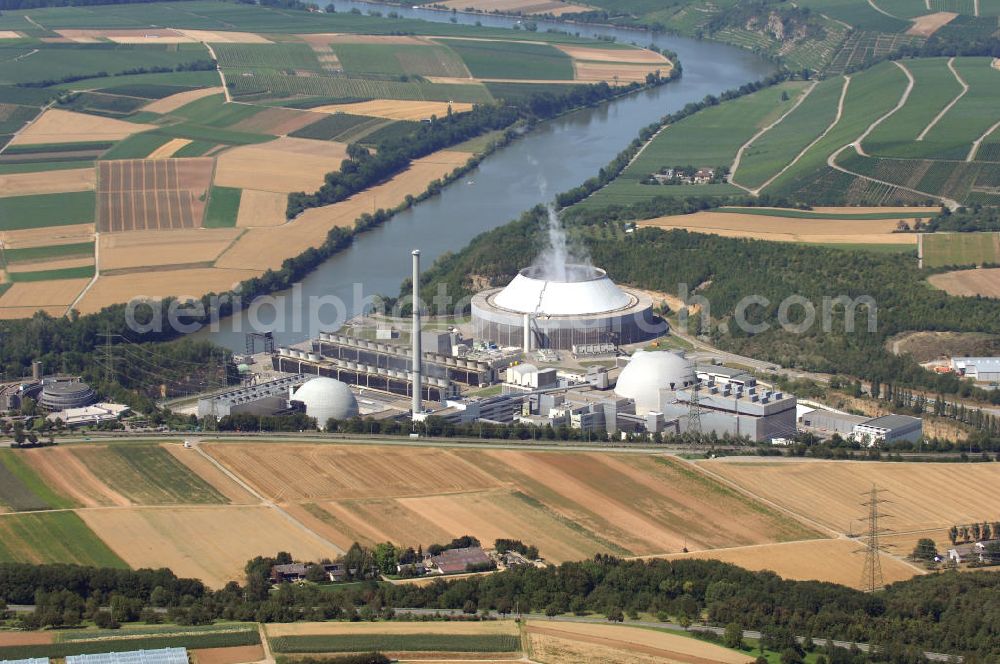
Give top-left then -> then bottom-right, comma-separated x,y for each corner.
522,313 -> 531,354
411,249 -> 422,416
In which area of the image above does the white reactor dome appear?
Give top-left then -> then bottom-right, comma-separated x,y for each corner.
615,350 -> 696,414
291,377 -> 359,428
492,265 -> 632,316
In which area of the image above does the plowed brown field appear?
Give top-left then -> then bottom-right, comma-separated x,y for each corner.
928,268 -> 1000,297
97,158 -> 214,232
204,443 -> 817,560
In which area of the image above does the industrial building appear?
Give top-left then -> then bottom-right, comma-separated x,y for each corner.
951,357 -> 1000,383
37,380 -> 97,411
471,264 -> 665,350
798,409 -> 923,446
197,374 -> 308,419
47,403 -> 130,427
289,376 -> 359,428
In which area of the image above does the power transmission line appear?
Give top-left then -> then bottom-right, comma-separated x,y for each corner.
859,484 -> 892,593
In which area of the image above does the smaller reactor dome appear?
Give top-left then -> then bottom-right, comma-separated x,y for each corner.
291,377 -> 359,428
615,350 -> 696,414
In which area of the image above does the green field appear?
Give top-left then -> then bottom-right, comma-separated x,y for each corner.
2,242 -> 93,264
335,42 -> 469,78
75,445 -> 228,505
0,43 -> 211,87
169,93 -> 267,128
100,132 -> 174,160
0,630 -> 260,660
172,140 -> 218,157
916,58 -> 1000,160
7,265 -> 95,282
225,70 -> 493,104
203,186 -> 242,228
437,38 -> 574,80
582,81 -> 808,207
732,78 -> 843,190
0,103 -> 39,134
58,91 -> 149,118
0,191 -> 95,231
715,207 -> 935,219
0,450 -> 76,511
268,633 -> 521,654
0,511 -> 125,568
923,232 -> 1000,267
861,58 -> 964,158
289,113 -> 383,141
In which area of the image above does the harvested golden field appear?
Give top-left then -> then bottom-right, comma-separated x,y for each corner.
162,443 -> 258,505
700,458 -> 1000,533
557,45 -> 671,64
203,443 -> 505,502
235,189 -> 287,227
98,158 -> 215,232
11,110 -> 155,145
319,34 -> 428,45
176,29 -> 272,43
22,446 -> 128,507
658,539 -> 920,590
214,137 -> 349,193
73,267 -> 262,314
266,622 -> 518,637
0,223 -> 94,249
190,645 -> 264,664
147,138 -> 192,160
143,87 -> 225,114
574,61 -> 669,83
98,228 -> 243,272
525,622 -> 753,664
0,31 -> 22,39
0,168 -> 94,197
928,268 -> 1000,298
78,506 -> 339,587
0,278 -> 88,311
230,107 -> 318,135
639,211 -> 919,245
6,256 -> 93,273
314,100 -> 474,121
437,0 -> 588,14
907,12 -> 957,37
207,444 -> 816,560
215,151 -> 469,271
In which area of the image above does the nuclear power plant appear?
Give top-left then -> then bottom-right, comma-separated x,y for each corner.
221,245 -> 815,443
471,264 -> 664,351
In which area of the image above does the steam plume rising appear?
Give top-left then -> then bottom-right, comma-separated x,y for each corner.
527,157 -> 590,282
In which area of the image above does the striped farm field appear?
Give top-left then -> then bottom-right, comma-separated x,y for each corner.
699,458 -> 1000,534
97,158 -> 214,232
0,511 -> 126,568
0,630 -> 260,661
206,443 -> 817,561
923,231 -> 1000,267
23,444 -> 228,506
0,449 -> 77,511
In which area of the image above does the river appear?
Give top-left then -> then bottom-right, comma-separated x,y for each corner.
199,1 -> 774,350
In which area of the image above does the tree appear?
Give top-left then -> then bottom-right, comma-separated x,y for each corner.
948,525 -> 959,544
983,522 -> 992,541
373,542 -> 398,576
724,622 -> 744,649
912,538 -> 938,562
462,600 -> 477,614
94,611 -> 119,629
780,648 -> 804,664
606,606 -> 624,622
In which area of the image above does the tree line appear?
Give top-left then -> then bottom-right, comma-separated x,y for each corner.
4,557 -> 1000,660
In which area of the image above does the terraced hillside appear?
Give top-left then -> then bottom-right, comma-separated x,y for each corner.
582,57 -> 1000,210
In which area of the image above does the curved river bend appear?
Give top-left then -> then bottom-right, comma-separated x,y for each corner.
200,2 -> 774,349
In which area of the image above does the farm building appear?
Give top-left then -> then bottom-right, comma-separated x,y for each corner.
950,357 -> 1000,383
800,410 -> 869,435
472,264 -> 664,350
271,563 -> 310,583
429,546 -> 493,575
